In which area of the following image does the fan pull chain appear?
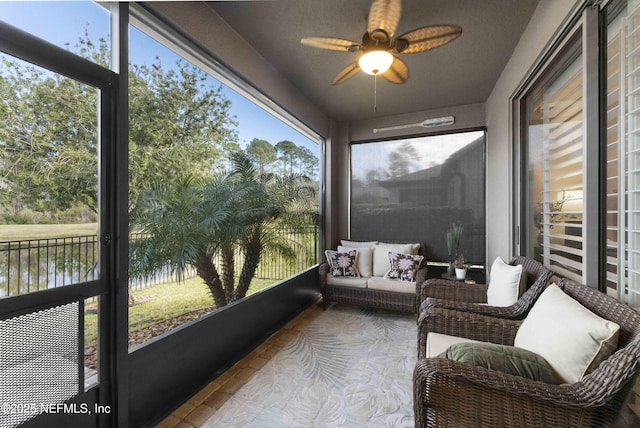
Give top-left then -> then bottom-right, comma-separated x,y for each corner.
374,74 -> 378,113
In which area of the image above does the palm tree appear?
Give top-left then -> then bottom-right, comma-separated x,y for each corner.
129,152 -> 317,309
232,153 -> 318,301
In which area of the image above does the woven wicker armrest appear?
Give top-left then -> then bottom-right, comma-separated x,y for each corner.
417,307 -> 521,358
419,278 -> 488,304
318,262 -> 329,309
413,351 -> 640,427
318,262 -> 329,290
419,297 -> 521,319
415,266 -> 429,288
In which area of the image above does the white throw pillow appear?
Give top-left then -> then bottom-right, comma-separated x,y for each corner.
338,245 -> 374,277
372,244 -> 414,276
486,257 -> 526,306
379,241 -> 421,255
514,283 -> 620,384
340,239 -> 378,247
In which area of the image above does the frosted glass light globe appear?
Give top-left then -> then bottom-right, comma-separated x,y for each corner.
358,51 -> 393,75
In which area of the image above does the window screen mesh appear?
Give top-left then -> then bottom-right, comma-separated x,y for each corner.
0,302 -> 79,428
350,131 -> 486,265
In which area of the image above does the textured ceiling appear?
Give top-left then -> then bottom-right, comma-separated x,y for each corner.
207,0 -> 539,122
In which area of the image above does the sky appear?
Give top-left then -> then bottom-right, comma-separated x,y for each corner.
0,1 -> 320,155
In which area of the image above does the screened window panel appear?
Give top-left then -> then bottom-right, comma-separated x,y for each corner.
0,54 -> 101,297
526,50 -> 584,282
0,303 -> 80,428
350,131 -> 485,265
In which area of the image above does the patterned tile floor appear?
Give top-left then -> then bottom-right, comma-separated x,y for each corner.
155,302 -> 416,427
154,303 -> 326,427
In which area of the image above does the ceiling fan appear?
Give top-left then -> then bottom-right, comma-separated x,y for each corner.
301,0 -> 462,85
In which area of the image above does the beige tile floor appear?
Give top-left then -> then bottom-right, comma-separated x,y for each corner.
155,303 -> 324,428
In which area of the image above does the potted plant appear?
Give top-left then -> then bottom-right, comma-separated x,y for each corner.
454,254 -> 469,280
445,224 -> 463,275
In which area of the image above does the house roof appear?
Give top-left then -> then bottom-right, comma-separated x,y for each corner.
380,135 -> 483,186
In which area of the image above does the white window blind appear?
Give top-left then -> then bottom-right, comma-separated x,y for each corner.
607,6 -> 625,296
527,54 -> 584,283
621,2 -> 640,309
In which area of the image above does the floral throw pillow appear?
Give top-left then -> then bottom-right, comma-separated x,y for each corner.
325,249 -> 358,277
385,252 -> 424,282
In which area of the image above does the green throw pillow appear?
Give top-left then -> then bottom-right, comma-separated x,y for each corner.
440,342 -> 558,384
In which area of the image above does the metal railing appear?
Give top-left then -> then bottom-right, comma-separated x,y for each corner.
0,226 -> 318,298
0,236 -> 98,298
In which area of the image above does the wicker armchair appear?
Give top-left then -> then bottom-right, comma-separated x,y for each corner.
413,279 -> 640,428
418,256 -> 552,320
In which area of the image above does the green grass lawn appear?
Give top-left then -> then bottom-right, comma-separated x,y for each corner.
0,223 -> 98,240
85,275 -> 276,346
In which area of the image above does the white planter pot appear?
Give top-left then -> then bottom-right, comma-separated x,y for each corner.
455,268 -> 467,280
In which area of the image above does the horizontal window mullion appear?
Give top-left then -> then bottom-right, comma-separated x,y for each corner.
538,222 -> 583,228
547,232 -> 583,242
548,262 -> 582,280
542,243 -> 583,257
628,85 -> 640,97
542,184 -> 583,193
547,253 -> 583,269
547,126 -> 583,145
543,172 -> 583,181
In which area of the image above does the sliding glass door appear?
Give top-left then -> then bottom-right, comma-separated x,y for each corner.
522,33 -> 584,282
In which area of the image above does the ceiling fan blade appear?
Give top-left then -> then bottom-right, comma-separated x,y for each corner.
394,25 -> 462,54
367,0 -> 401,41
332,62 -> 361,85
382,56 -> 408,84
301,36 -> 361,52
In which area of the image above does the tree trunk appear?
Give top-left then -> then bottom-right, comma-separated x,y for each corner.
221,245 -> 235,303
194,255 -> 227,308
234,229 -> 263,301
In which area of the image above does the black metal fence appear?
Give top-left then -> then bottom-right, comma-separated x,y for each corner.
0,226 -> 318,298
0,236 -> 98,297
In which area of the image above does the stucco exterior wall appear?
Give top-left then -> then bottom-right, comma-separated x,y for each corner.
485,0 -> 582,265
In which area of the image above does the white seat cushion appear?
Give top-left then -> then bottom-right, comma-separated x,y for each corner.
326,275 -> 369,288
514,283 -> 620,384
426,332 -> 482,358
486,257 -> 526,306
367,276 -> 416,294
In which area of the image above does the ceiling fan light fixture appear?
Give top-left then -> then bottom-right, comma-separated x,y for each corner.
358,50 -> 393,75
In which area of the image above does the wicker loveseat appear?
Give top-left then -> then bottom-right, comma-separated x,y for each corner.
413,278 -> 640,427
319,241 -> 428,313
